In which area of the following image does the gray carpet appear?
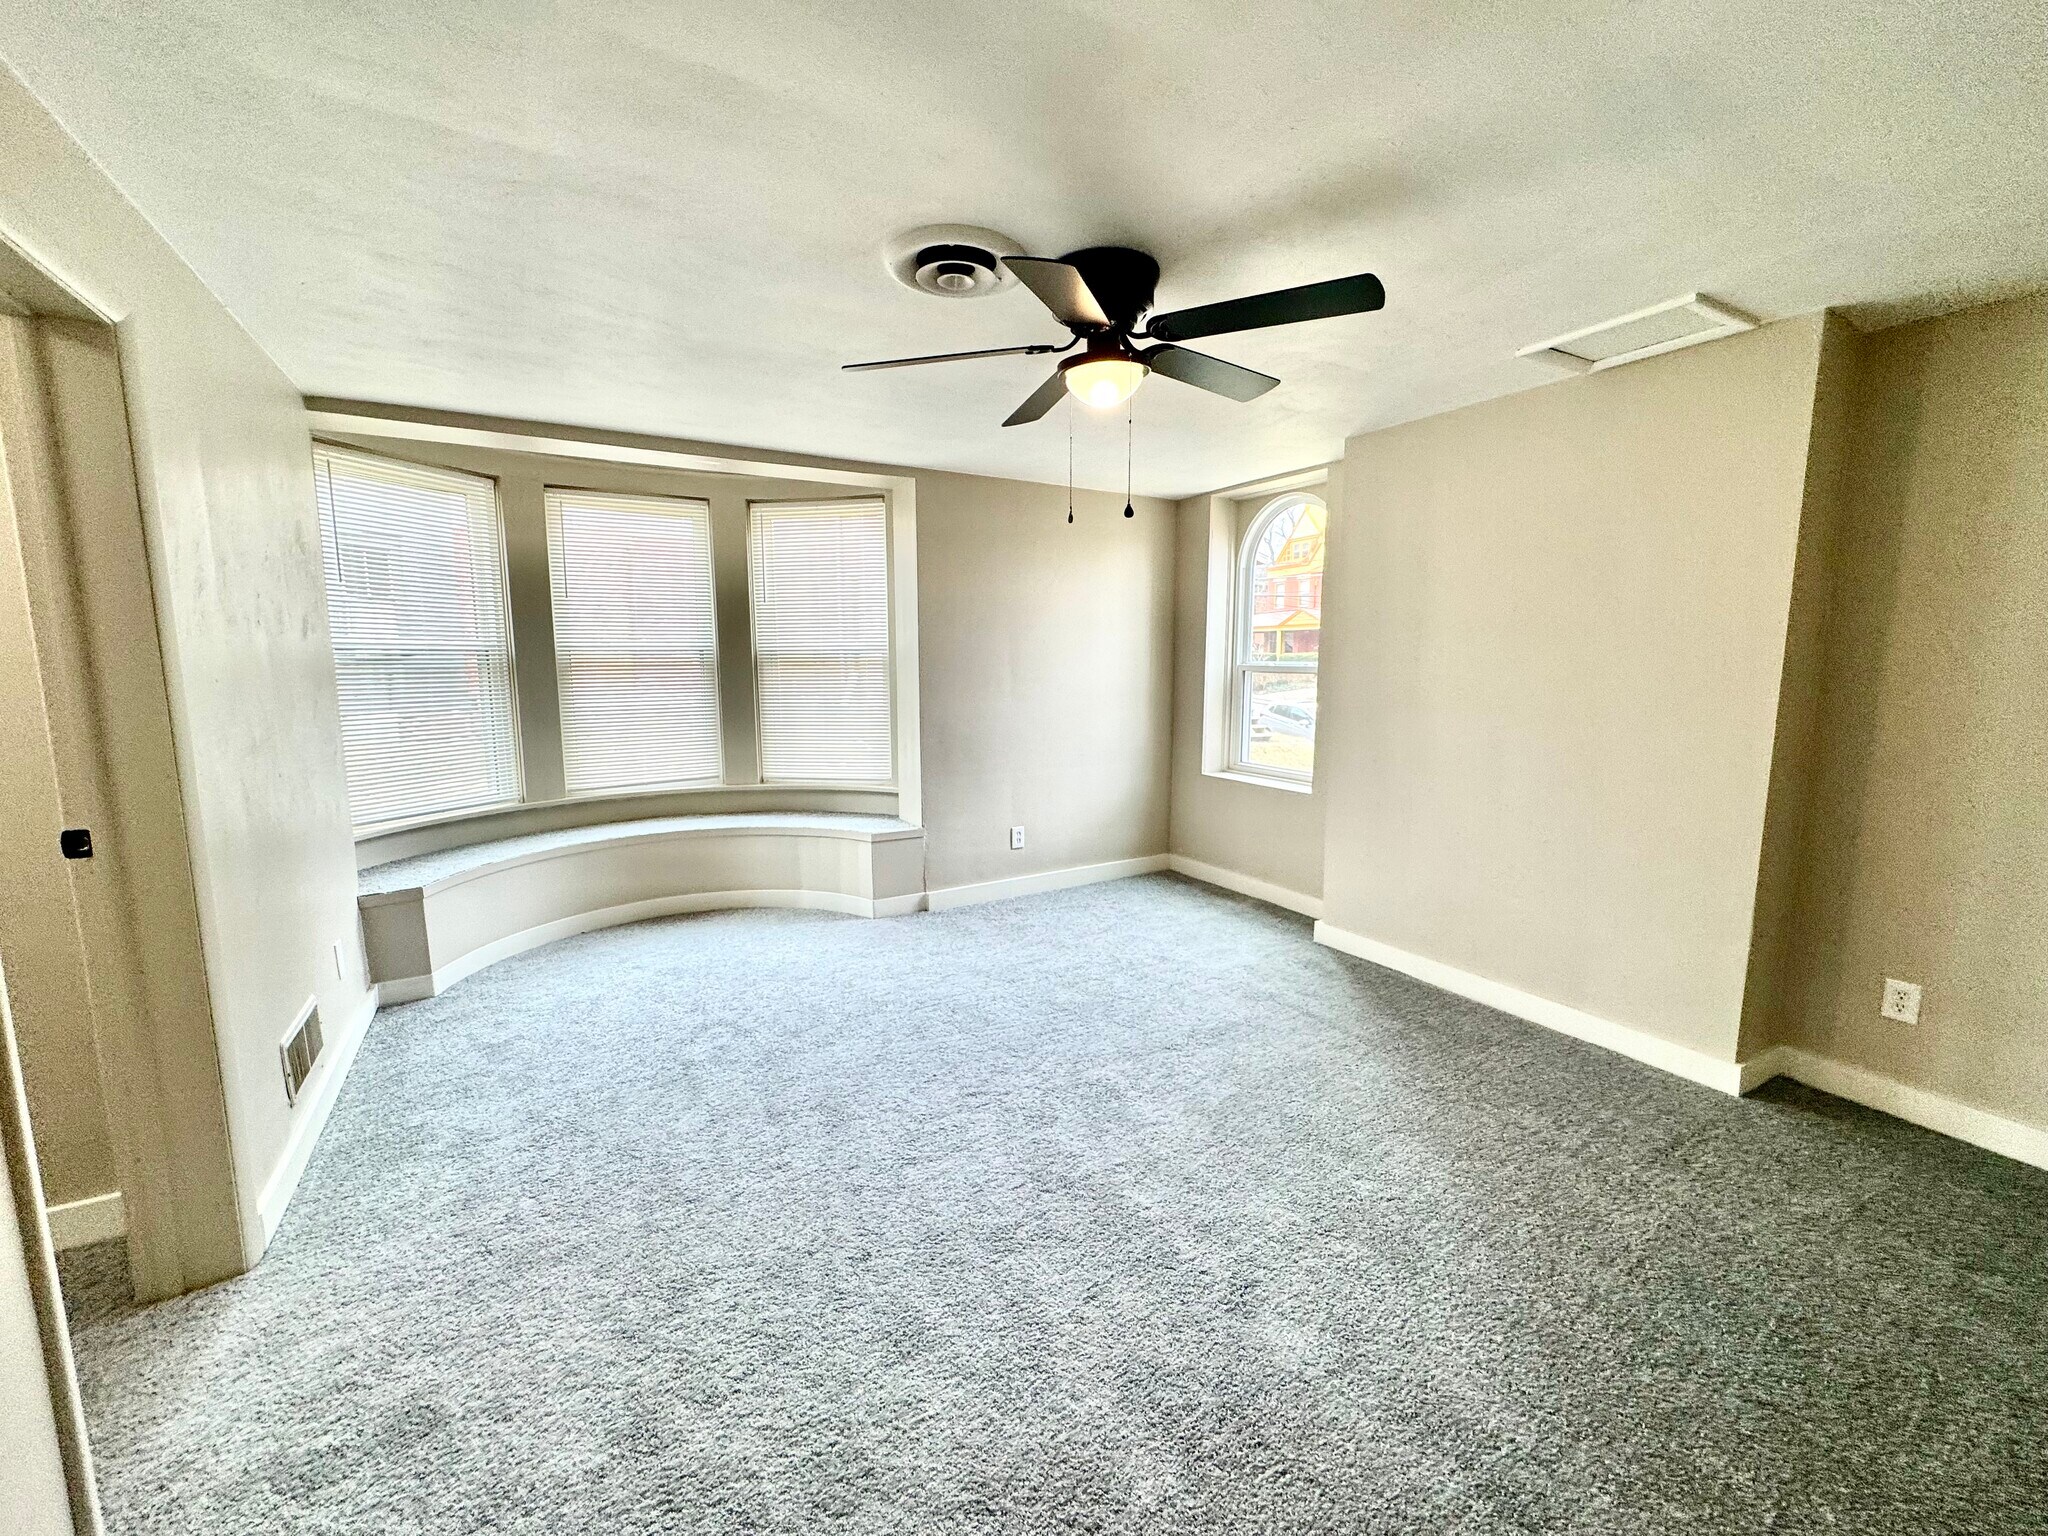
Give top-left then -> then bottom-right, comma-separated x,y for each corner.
60,875 -> 2048,1533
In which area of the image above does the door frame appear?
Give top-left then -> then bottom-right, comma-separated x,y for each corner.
0,234 -> 247,1301
0,955 -> 102,1533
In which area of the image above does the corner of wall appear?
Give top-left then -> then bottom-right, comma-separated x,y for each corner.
1164,473 -> 1329,904
1736,310 -> 1865,1058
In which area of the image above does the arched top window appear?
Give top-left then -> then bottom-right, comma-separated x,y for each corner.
1232,491 -> 1325,782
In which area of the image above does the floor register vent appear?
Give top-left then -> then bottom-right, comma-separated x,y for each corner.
1518,292 -> 1756,374
280,999 -> 325,1106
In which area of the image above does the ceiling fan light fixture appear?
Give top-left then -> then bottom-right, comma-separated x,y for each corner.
1062,354 -> 1148,410
850,243 -> 1386,428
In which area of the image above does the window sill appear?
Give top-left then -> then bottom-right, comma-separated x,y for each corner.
1205,768 -> 1314,796
354,781 -> 898,843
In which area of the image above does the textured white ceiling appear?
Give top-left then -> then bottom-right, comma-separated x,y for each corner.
5,1 -> 2045,496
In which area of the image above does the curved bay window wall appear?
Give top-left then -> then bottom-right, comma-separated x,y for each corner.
1231,491 -> 1325,782
315,441 -> 900,843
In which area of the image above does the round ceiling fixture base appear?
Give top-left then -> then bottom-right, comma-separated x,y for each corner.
883,224 -> 1023,298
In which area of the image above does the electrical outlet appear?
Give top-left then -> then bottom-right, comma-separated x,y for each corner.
1881,978 -> 1922,1025
1009,826 -> 1026,851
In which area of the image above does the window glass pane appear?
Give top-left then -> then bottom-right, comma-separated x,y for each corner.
315,447 -> 519,829
546,489 -> 720,795
1242,670 -> 1317,776
1247,497 -> 1324,662
749,500 -> 892,783
1233,493 -> 1325,779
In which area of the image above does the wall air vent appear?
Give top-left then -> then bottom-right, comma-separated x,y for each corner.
280,998 -> 325,1106
1518,293 -> 1757,374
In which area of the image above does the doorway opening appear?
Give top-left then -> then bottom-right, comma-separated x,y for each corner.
1,234 -> 246,1532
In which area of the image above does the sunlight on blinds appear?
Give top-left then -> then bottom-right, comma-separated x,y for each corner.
546,488 -> 721,795
749,499 -> 892,784
314,446 -> 520,829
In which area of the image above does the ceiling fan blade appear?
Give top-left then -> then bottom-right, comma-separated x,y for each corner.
1148,272 -> 1385,343
1003,257 -> 1112,330
843,343 -> 1062,372
1143,345 -> 1279,402
1002,369 -> 1070,427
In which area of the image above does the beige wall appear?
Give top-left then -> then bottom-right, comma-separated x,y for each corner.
1785,292 -> 2048,1125
917,473 -> 1174,891
1737,314 -> 1863,1054
1166,487 -> 1326,903
3,64 -> 372,1289
1318,316 -> 1833,1060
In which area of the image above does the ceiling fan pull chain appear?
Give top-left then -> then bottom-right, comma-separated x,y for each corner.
1067,401 -> 1075,524
1123,397 -> 1135,518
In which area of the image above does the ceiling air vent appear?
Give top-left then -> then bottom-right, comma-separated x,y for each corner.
1518,293 -> 1756,374
883,224 -> 1023,299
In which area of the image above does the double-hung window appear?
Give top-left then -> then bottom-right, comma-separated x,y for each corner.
748,499 -> 892,784
546,488 -> 721,795
314,446 -> 520,829
1231,492 -> 1325,783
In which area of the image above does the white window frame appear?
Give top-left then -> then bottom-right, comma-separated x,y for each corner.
747,497 -> 896,788
1228,490 -> 1325,786
314,444 -> 523,833
545,486 -> 724,799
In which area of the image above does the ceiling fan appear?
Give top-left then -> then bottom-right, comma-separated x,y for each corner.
844,247 -> 1386,425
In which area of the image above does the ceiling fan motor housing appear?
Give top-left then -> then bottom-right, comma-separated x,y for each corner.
1058,247 -> 1161,332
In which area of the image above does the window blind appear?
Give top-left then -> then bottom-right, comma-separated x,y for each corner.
314,446 -> 520,829
748,498 -> 892,784
545,488 -> 721,795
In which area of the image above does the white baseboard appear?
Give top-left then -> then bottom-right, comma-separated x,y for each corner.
1313,921 -> 1747,1096
376,974 -> 435,1005
256,983 -> 381,1246
1737,1044 -> 1793,1094
379,887 -> 915,1003
1743,1045 -> 2048,1171
1310,923 -> 2048,1170
1168,855 -> 1322,919
925,854 -> 1169,913
44,1191 -> 125,1251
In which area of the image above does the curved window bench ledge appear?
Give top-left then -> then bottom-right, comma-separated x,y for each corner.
359,812 -> 926,1003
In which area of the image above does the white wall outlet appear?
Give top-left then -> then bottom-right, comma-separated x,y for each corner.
332,941 -> 345,981
1009,826 -> 1026,851
1881,977 -> 1922,1025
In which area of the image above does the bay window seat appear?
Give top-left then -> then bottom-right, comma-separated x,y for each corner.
358,812 -> 926,1003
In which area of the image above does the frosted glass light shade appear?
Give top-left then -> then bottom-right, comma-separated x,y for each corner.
1063,357 -> 1148,409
